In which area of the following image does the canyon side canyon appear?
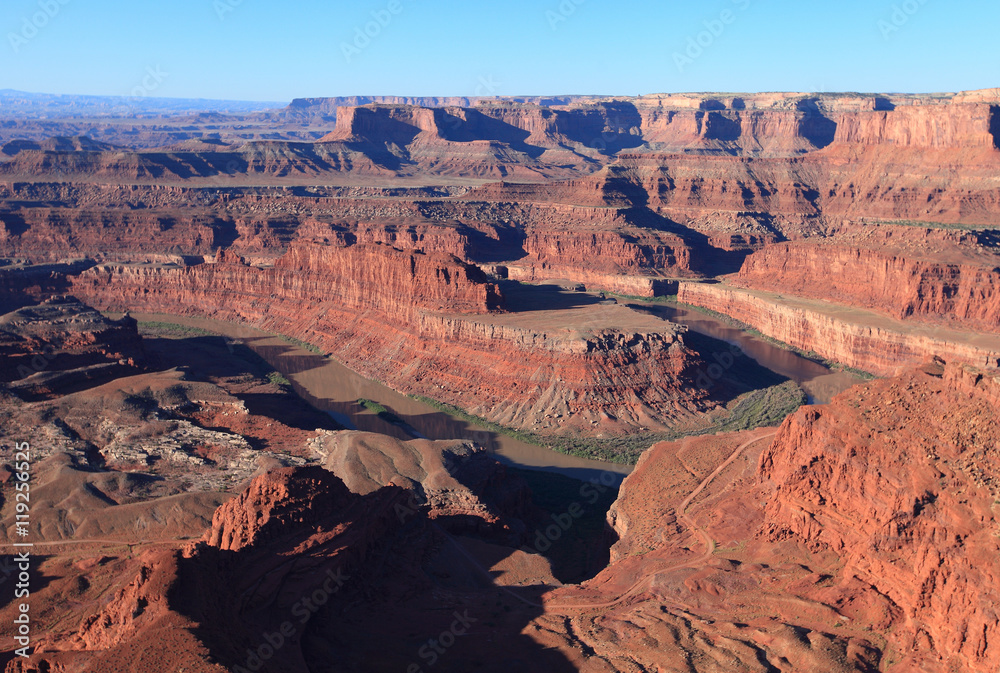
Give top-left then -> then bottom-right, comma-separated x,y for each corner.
1,89 -> 999,672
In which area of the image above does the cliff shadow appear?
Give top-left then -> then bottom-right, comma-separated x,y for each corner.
621,208 -> 759,276
209,216 -> 240,249
170,489 -> 580,673
510,467 -> 620,584
704,112 -> 742,142
497,279 -> 604,312
139,151 -> 199,179
0,265 -> 81,313
141,335 -> 344,445
795,98 -> 838,149
558,101 -> 647,156
0,211 -> 29,237
341,140 -> 415,172
436,108 -> 546,159
462,225 -> 528,264
628,303 -> 793,401
0,554 -> 55,612
989,105 -> 1000,150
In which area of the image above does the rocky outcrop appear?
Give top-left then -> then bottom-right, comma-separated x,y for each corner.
760,363 -> 1000,672
536,362 -> 1000,672
313,430 -> 530,543
0,295 -> 145,396
46,467 -> 408,673
677,282 -> 1000,376
204,465 -> 354,551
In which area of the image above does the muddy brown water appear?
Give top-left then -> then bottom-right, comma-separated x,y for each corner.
128,308 -> 863,482
130,314 -> 632,482
633,302 -> 864,405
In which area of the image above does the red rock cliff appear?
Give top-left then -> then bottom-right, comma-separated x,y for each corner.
760,364 -> 1000,672
70,241 -> 713,436
734,231 -> 1000,333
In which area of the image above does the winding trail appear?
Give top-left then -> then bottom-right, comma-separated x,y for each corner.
544,431 -> 777,611
437,431 -> 777,612
10,432 -> 778,618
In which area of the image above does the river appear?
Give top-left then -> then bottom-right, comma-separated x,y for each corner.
630,302 -> 864,405
128,307 -> 863,482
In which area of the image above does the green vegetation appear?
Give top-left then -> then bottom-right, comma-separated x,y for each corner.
273,333 -> 324,355
136,319 -> 324,356
267,371 -> 292,388
137,320 -> 219,338
411,380 -> 809,465
408,393 -> 653,463
602,291 -> 679,304
121,387 -> 159,419
711,381 -> 807,433
357,398 -> 409,428
357,398 -> 388,415
865,217 -> 997,232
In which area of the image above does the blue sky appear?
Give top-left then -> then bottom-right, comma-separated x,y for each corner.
2,0 -> 997,102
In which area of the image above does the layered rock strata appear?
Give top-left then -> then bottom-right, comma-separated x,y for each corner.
677,281 -> 1000,376
69,242 -> 712,435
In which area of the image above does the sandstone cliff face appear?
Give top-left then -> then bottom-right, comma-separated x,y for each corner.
734,235 -> 1000,333
523,228 -> 694,279
69,242 -> 713,436
677,282 -> 1000,376
760,364 -> 1000,672
830,103 -> 999,149
272,242 -> 505,315
74,241 -> 502,319
637,108 -> 836,154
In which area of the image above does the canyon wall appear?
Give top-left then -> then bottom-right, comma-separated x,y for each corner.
69,243 -> 713,436
734,234 -> 1000,333
830,102 -> 998,149
760,363 -> 1000,671
677,282 -> 1000,376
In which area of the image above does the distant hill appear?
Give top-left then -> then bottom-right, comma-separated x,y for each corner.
0,89 -> 287,119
